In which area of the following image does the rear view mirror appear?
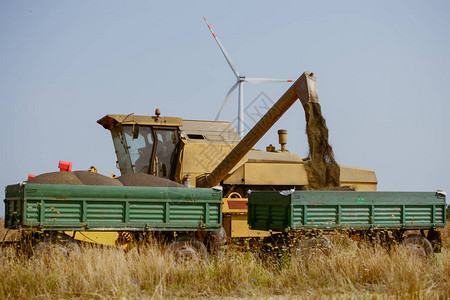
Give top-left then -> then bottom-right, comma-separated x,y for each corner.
132,125 -> 140,140
161,164 -> 167,177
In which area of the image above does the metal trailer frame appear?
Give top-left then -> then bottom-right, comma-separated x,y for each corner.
5,183 -> 222,232
248,191 -> 446,232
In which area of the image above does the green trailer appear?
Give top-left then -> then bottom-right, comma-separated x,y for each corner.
4,183 -> 224,259
248,190 -> 446,255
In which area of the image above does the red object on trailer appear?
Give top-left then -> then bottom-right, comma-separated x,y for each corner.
59,160 -> 72,172
182,175 -> 191,188
27,174 -> 36,180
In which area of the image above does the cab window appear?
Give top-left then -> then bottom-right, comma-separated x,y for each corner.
123,126 -> 154,173
153,129 -> 178,179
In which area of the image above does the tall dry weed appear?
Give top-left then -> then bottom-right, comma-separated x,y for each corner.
0,226 -> 449,299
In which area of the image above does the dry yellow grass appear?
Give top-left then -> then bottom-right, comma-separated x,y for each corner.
0,225 -> 449,299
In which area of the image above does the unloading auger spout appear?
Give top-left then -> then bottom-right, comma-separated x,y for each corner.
196,71 -> 319,188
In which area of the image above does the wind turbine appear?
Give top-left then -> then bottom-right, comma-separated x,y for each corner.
203,17 -> 292,137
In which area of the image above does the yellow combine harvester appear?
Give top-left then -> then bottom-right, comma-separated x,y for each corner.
96,72 -> 377,240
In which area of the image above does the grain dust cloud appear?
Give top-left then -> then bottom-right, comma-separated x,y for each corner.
303,102 -> 340,190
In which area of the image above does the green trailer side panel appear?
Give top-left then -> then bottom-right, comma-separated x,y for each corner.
248,191 -> 446,232
129,202 -> 165,223
4,183 -> 222,231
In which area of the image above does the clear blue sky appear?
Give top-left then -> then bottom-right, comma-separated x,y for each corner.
1,1 -> 449,213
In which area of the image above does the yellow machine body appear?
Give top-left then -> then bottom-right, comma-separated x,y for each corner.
96,72 -> 378,239
97,114 -> 377,239
65,231 -> 119,246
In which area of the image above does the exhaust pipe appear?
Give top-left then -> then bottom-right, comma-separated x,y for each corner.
278,129 -> 287,152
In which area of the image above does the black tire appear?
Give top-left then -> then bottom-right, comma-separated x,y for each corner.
209,227 -> 227,255
401,234 -> 433,257
33,234 -> 81,259
168,235 -> 208,263
294,236 -> 334,257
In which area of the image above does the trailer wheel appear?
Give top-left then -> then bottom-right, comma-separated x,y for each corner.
401,235 -> 433,258
34,234 -> 81,259
168,236 -> 208,263
294,236 -> 333,257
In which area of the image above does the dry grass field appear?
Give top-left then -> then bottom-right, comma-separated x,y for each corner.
0,224 -> 449,299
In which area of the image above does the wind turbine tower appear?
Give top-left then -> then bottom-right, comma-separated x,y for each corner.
204,17 -> 292,137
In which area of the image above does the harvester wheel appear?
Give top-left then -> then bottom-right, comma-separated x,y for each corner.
294,236 -> 333,257
401,235 -> 433,258
33,234 -> 81,259
168,236 -> 208,263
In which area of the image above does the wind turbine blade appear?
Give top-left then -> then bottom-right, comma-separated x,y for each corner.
215,82 -> 239,121
245,78 -> 293,84
203,17 -> 240,77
